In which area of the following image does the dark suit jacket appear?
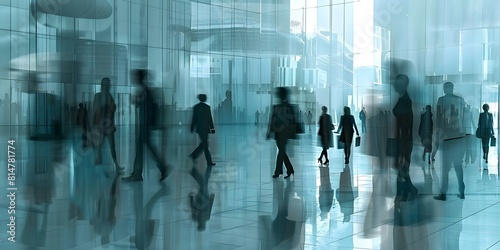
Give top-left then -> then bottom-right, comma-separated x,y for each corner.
338,115 -> 357,143
418,112 -> 433,139
359,110 -> 366,121
191,102 -> 214,135
318,114 -> 333,135
478,112 -> 494,138
268,102 -> 297,140
393,93 -> 413,142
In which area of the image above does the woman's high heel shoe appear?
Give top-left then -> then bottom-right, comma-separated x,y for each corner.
284,172 -> 294,179
318,158 -> 323,164
272,174 -> 280,178
324,159 -> 329,165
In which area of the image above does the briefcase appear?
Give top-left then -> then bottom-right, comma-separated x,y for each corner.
355,136 -> 361,147
491,137 -> 496,147
337,134 -> 344,149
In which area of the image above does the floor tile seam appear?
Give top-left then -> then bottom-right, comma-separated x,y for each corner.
425,199 -> 500,239
486,239 -> 500,249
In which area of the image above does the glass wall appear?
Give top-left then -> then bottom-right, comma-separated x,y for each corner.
0,0 -> 498,131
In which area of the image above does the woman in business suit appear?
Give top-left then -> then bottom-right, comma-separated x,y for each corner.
267,87 -> 298,179
336,106 -> 359,164
318,106 -> 334,165
478,104 -> 494,163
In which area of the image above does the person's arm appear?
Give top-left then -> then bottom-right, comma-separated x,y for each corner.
91,93 -> 99,125
208,107 -> 215,133
329,115 -> 334,130
352,116 -> 359,135
110,94 -> 117,114
266,107 -> 275,139
436,98 -> 443,130
190,107 -> 196,133
418,114 -> 423,136
335,116 -> 343,133
490,113 -> 494,135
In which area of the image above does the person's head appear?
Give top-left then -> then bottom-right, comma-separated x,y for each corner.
362,107 -> 365,110
394,74 -> 409,94
276,87 -> 289,102
79,103 -> 83,108
101,77 -> 111,92
198,94 -> 207,102
343,106 -> 351,116
425,105 -> 431,112
443,82 -> 454,95
321,106 -> 328,114
483,103 -> 490,112
132,69 -> 148,86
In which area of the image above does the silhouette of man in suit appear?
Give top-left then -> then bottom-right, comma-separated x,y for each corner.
434,82 -> 466,200
267,87 -> 297,179
359,107 -> 367,133
189,94 -> 216,166
122,69 -> 169,182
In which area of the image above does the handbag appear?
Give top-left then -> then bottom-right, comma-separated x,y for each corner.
386,138 -> 399,157
476,128 -> 481,138
491,136 -> 496,147
355,136 -> 361,147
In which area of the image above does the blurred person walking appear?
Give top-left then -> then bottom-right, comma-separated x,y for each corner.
392,74 -> 418,201
419,105 -> 433,165
267,87 -> 299,179
359,107 -> 367,133
92,78 -> 123,172
434,82 -> 466,200
477,103 -> 494,164
122,70 -> 169,182
335,106 -> 359,164
317,106 -> 334,165
189,94 -> 216,166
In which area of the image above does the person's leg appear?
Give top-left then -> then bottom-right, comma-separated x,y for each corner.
200,133 -> 213,165
453,138 -> 466,197
274,139 -> 285,175
107,132 -> 122,170
145,130 -> 168,179
427,142 -> 433,164
345,142 -> 352,163
190,134 -> 204,160
431,139 -> 440,163
280,139 -> 294,175
343,145 -> 348,162
318,149 -> 325,162
324,148 -> 329,162
95,132 -> 103,164
485,138 -> 490,160
470,136 -> 477,163
482,137 -> 489,160
132,127 -> 146,176
436,140 -> 452,200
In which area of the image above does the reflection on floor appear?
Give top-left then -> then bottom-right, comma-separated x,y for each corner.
0,125 -> 499,249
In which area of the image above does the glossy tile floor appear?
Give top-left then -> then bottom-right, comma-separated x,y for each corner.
0,124 -> 500,249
